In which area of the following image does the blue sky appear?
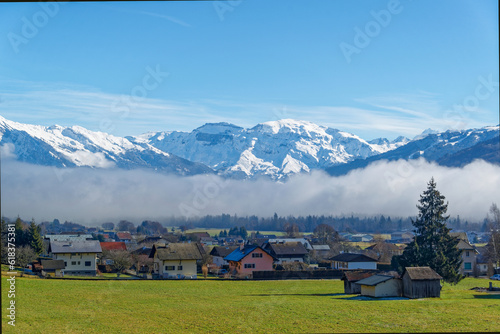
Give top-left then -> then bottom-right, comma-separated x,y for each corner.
0,0 -> 498,140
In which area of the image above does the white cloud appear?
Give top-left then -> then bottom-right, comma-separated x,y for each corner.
1,158 -> 498,225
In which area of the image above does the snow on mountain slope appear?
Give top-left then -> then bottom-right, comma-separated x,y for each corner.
0,115 -> 213,175
128,119 -> 397,180
327,125 -> 500,176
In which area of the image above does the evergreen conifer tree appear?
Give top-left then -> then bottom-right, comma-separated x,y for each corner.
28,219 -> 44,256
399,178 -> 463,284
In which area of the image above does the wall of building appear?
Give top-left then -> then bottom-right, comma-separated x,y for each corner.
53,252 -> 97,275
157,259 -> 197,278
347,262 -> 377,270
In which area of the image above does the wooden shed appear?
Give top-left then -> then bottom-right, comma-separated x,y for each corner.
402,267 -> 442,299
341,270 -> 377,294
356,275 -> 402,298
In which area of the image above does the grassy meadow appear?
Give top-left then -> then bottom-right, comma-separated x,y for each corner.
2,275 -> 499,333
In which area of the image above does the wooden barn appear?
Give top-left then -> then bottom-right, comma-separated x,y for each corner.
341,270 -> 377,294
402,267 -> 442,299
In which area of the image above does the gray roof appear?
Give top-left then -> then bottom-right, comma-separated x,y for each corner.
45,234 -> 93,241
356,275 -> 395,286
267,242 -> 308,257
404,267 -> 442,280
155,243 -> 203,261
41,259 -> 65,270
330,253 -> 378,262
49,240 -> 102,254
312,245 -> 330,251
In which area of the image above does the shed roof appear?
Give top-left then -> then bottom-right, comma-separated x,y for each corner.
155,243 -> 203,261
356,275 -> 395,286
404,267 -> 442,280
49,240 -> 102,254
329,253 -> 378,263
450,232 -> 469,242
342,270 -> 377,282
40,259 -> 66,270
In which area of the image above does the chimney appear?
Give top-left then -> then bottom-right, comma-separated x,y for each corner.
240,243 -> 245,251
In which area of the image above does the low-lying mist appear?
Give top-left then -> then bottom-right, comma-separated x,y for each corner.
1,155 -> 499,225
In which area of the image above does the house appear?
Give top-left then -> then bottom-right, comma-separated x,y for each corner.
267,238 -> 313,251
390,231 -> 414,244
475,247 -> 489,275
364,243 -> 404,263
200,236 -> 216,246
186,232 -> 211,241
45,233 -> 93,242
100,242 -> 127,252
350,234 -> 374,242
311,245 -> 331,259
149,243 -> 202,279
210,246 -> 238,267
224,244 -> 275,278
40,259 -> 65,277
341,270 -> 378,294
456,239 -> 478,276
130,246 -> 153,273
99,242 -> 128,265
137,236 -> 168,246
402,267 -> 442,299
48,240 -> 102,276
263,241 -> 308,264
115,232 -> 132,243
330,253 -> 378,270
356,274 -> 402,298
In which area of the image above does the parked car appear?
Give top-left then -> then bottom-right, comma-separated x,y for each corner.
490,274 -> 500,280
218,269 -> 228,277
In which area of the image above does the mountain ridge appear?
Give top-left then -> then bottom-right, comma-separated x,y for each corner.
1,115 -> 498,179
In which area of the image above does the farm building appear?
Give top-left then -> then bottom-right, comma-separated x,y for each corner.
402,267 -> 442,299
356,274 -> 402,298
330,253 -> 378,270
40,259 -> 65,277
341,270 -> 378,294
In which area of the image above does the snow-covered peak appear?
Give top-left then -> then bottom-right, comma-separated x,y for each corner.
414,128 -> 439,140
195,122 -> 244,134
252,119 -> 327,136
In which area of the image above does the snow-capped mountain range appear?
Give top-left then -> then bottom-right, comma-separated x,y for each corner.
1,115 -> 498,179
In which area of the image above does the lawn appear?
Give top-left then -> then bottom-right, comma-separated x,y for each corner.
2,276 -> 499,333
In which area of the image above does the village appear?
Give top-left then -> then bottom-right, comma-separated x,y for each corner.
11,224 -> 497,300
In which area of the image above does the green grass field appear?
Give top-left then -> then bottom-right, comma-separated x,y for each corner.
2,276 -> 499,333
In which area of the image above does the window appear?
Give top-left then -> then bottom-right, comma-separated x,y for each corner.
64,262 -> 67,267
85,261 -> 91,267
464,262 -> 472,270
466,251 -> 470,257
244,263 -> 255,269
165,266 -> 175,271
177,266 -> 183,270
78,261 -> 81,265
71,261 -> 77,265
252,253 -> 263,258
